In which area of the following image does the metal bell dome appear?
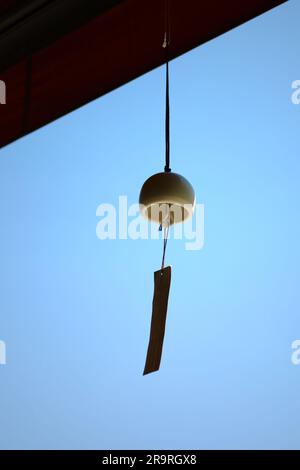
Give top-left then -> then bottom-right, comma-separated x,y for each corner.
139,172 -> 195,226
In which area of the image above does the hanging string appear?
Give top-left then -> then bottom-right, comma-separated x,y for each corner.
160,0 -> 171,267
161,223 -> 170,270
164,62 -> 170,173
163,0 -> 171,173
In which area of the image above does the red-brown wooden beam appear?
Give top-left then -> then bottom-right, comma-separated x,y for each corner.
0,0 -> 288,149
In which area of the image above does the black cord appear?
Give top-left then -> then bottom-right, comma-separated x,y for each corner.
161,0 -> 171,269
164,60 -> 171,173
164,0 -> 171,173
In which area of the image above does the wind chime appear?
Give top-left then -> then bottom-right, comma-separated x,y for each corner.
139,0 -> 195,375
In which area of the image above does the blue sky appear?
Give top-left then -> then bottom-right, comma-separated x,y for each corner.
0,0 -> 300,449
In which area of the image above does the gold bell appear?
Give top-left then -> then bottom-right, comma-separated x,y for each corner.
139,172 -> 195,226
